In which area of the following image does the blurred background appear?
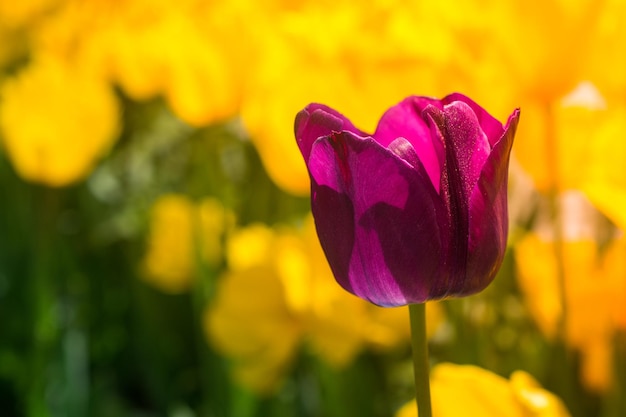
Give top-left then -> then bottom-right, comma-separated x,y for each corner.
0,0 -> 625,416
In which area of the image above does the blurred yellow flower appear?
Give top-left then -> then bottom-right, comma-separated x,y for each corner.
206,264 -> 302,394
0,0 -> 61,28
205,223 -> 305,394
204,217 -> 443,394
241,0 -> 469,195
238,0 -> 620,199
396,363 -> 571,417
143,195 -> 196,293
511,82 -> 612,194
489,1 -> 599,103
142,194 -> 233,294
0,54 -> 120,186
487,1 -> 626,207
27,0 -> 247,127
99,1 -> 244,126
577,101 -> 626,230
506,79 -> 626,230
197,198 -> 235,267
515,226 -> 626,392
583,0 -> 626,99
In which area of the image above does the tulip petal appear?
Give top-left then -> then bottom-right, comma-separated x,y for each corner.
374,96 -> 445,190
465,109 -> 520,294
443,93 -> 505,147
442,101 -> 492,199
295,104 -> 365,162
308,131 -> 444,306
422,101 -> 496,297
387,137 -> 421,168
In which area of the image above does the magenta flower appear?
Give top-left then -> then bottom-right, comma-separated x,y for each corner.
294,94 -> 520,307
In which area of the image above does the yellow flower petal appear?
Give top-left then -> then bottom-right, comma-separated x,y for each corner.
397,364 -> 571,417
490,0 -> 600,101
510,371 -> 571,417
293,217 -> 368,368
160,13 -> 242,126
241,1 -> 467,195
583,0 -> 626,96
513,84 -> 615,193
515,230 -> 625,392
204,266 -> 302,394
142,195 -> 196,294
514,234 -> 562,339
0,0 -> 60,28
225,224 -> 274,272
582,184 -> 626,232
197,197 -> 235,267
576,338 -> 613,393
0,54 -> 120,186
579,102 -> 626,227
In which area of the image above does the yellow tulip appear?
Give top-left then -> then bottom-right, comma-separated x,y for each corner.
511,82 -> 615,193
583,0 -> 626,98
578,101 -> 626,230
205,217 -> 444,393
142,194 -> 233,294
205,264 -> 302,394
515,228 -> 626,392
0,0 -> 61,28
488,1 -> 600,103
142,195 -> 196,294
28,0 -> 246,126
396,363 -> 571,417
240,0 -> 470,195
0,54 -> 119,186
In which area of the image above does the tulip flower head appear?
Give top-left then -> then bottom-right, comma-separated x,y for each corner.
295,94 -> 519,307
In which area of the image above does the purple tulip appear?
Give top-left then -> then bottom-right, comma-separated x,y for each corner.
294,94 -> 520,307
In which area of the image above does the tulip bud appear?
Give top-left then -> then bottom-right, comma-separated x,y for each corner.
295,94 -> 520,306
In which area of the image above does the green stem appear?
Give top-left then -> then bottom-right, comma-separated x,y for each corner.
409,303 -> 432,417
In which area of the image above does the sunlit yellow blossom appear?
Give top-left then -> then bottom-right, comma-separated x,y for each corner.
0,54 -> 119,186
225,224 -> 274,272
450,1 -> 606,119
205,221 -> 364,391
509,81 -> 626,227
494,3 -> 626,205
240,0 -> 609,196
241,0 -> 468,195
142,195 -> 196,293
31,0 -> 246,126
396,363 -> 571,417
102,3 -> 242,126
515,227 -> 626,392
576,101 -> 626,230
161,0 -> 250,126
514,233 -> 563,340
205,217 -> 442,394
292,216 -> 369,366
0,0 -> 61,28
142,194 -> 233,294
487,1 -> 600,103
206,265 -> 302,394
583,0 -> 626,99
197,198 -> 235,267
205,223 -> 305,393
509,370 -> 572,417
512,82 -> 612,193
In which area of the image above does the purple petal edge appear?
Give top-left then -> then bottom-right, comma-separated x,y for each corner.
308,131 -> 443,306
